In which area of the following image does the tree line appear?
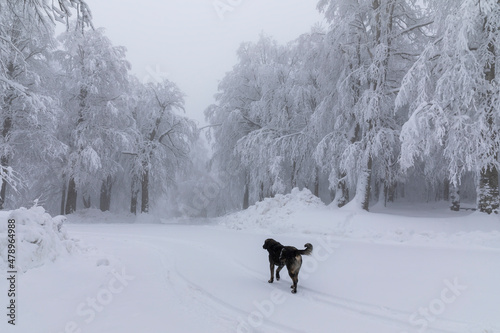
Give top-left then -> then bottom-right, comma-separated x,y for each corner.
1,0 -> 499,216
205,0 -> 500,214
0,0 -> 196,214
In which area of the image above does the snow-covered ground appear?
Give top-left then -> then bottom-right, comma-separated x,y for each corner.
1,190 -> 500,333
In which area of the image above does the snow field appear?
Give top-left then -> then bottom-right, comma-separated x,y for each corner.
1,189 -> 499,332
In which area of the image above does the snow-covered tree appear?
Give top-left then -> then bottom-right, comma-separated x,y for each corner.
12,0 -> 93,27
232,35 -> 299,200
272,30 -> 325,197
126,78 -> 196,214
0,0 -> 92,99
0,1 -> 65,209
56,26 -> 130,213
206,33 -> 324,208
397,0 -> 500,214
205,36 -> 278,209
316,0 -> 432,210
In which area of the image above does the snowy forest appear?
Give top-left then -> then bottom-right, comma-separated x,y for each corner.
1,0 -> 500,217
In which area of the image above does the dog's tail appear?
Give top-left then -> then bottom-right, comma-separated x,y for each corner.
298,243 -> 313,256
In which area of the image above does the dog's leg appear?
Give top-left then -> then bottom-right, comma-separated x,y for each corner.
287,269 -> 298,293
291,274 -> 298,293
276,264 -> 284,281
268,261 -> 275,283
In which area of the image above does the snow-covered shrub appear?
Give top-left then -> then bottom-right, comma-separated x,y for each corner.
0,206 -> 79,272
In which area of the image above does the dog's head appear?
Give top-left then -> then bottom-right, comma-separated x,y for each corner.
263,238 -> 275,250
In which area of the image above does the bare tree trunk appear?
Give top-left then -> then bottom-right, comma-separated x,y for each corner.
65,86 -> 86,215
65,177 -> 77,214
313,168 -> 319,197
243,183 -> 250,209
360,155 -> 373,211
130,175 -> 140,215
443,179 -> 450,202
478,166 -> 499,214
478,29 -> 499,214
385,182 -> 396,204
0,113 -> 12,210
141,169 -> 149,213
259,182 -> 264,202
336,172 -> 349,208
100,175 -> 113,211
0,157 -> 8,210
82,192 -> 91,209
60,176 -> 67,215
450,184 -> 460,212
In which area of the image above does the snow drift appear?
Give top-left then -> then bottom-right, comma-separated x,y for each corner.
0,206 -> 79,272
219,188 -> 324,232
218,188 -> 500,251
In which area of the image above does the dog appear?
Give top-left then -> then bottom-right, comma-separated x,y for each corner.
262,238 -> 313,293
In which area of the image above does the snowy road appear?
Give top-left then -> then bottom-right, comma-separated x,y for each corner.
5,220 -> 498,333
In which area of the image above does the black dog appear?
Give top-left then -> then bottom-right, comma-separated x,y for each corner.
262,238 -> 313,293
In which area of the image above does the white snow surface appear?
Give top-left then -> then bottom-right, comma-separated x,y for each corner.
1,189 -> 500,333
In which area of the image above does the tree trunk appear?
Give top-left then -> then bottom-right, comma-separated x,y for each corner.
60,177 -> 67,215
385,182 -> 396,204
0,113 -> 12,210
130,175 -> 140,215
450,184 -> 460,211
100,175 -> 113,211
374,180 -> 381,203
141,169 -> 149,213
478,166 -> 499,214
65,177 -> 77,214
0,156 -> 8,210
259,182 -> 264,201
478,26 -> 499,214
82,193 -> 91,209
336,172 -> 349,208
443,179 -> 450,202
242,183 -> 249,210
360,155 -> 373,211
313,168 -> 319,197
291,161 -> 297,189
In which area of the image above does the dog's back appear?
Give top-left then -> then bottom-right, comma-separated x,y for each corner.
279,243 -> 313,259
279,243 -> 313,293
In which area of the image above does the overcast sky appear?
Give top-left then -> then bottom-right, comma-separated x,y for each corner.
83,0 -> 324,125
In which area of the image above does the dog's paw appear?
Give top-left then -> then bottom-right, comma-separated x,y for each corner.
291,289 -> 297,294
276,276 -> 280,281
268,279 -> 273,283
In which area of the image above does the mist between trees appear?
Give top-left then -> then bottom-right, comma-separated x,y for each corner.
1,0 -> 499,216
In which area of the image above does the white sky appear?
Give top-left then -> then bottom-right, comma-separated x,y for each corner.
83,0 -> 324,125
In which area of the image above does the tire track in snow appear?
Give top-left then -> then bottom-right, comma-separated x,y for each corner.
76,230 -> 305,333
129,237 -> 306,333
72,228 -> 476,333
299,287 -> 471,333
230,256 -> 472,333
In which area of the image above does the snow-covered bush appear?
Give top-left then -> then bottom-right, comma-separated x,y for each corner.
0,206 -> 79,272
